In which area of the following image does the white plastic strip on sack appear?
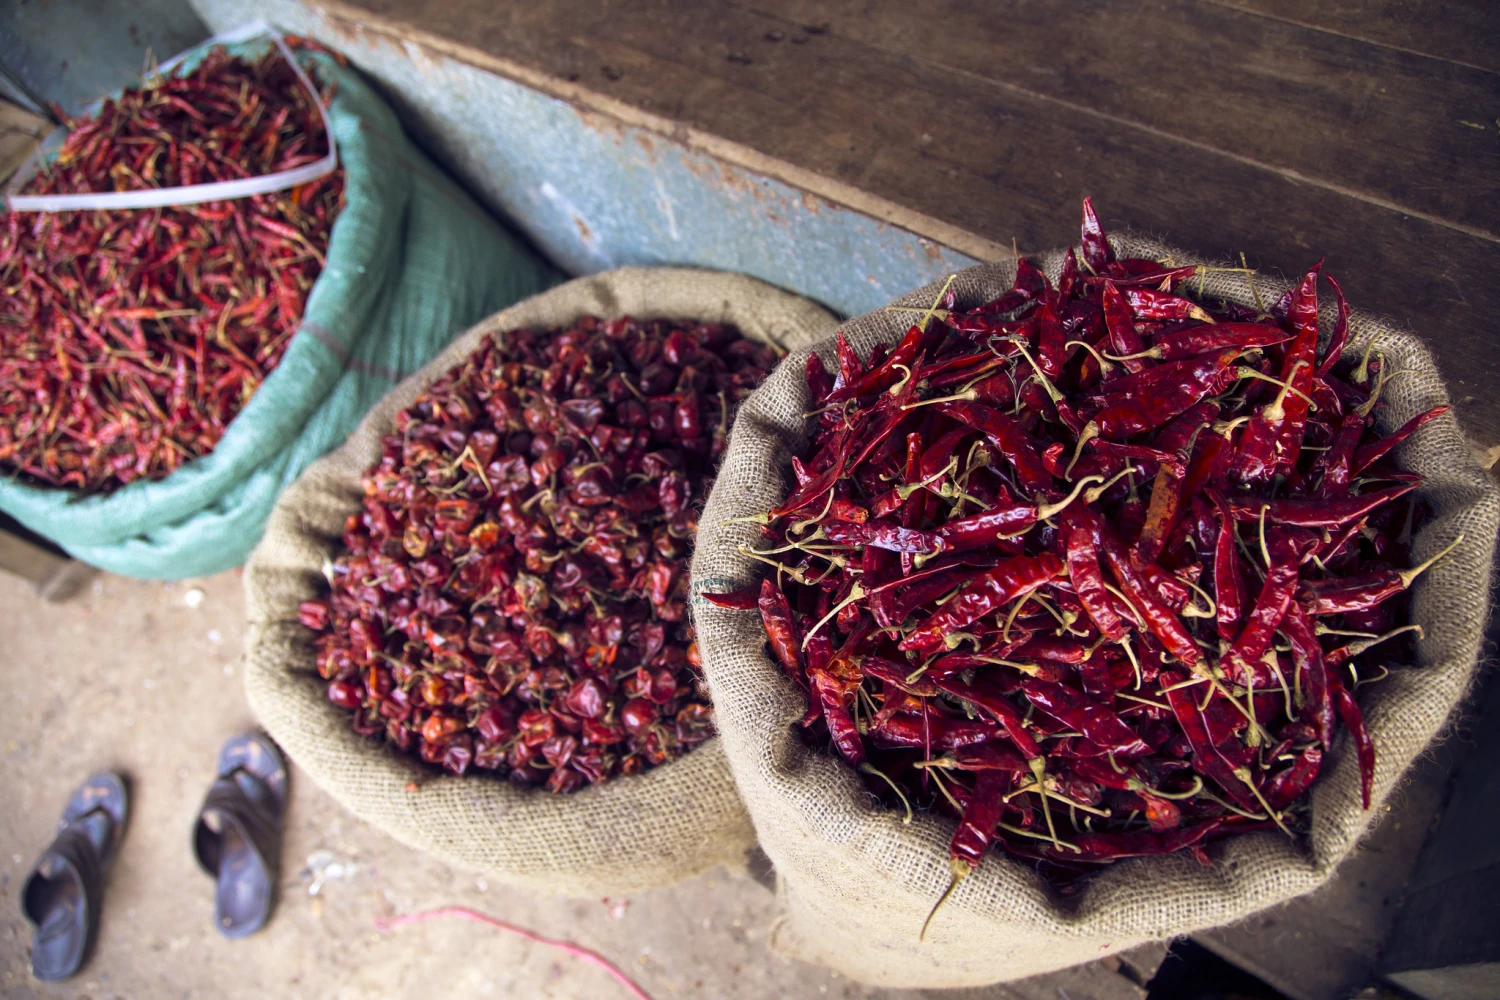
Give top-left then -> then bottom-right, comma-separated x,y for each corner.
4,21 -> 336,212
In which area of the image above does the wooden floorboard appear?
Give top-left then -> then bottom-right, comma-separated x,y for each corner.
344,0 -> 1500,448
1212,0 -> 1500,75
739,0 -> 1500,239
1194,732 -> 1464,1000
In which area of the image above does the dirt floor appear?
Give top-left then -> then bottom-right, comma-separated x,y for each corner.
0,568 -> 978,1000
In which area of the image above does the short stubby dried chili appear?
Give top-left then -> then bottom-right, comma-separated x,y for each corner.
710,199 -> 1458,907
301,314 -> 780,791
0,43 -> 344,492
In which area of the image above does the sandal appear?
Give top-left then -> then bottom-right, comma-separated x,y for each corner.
192,733 -> 288,938
21,771 -> 129,981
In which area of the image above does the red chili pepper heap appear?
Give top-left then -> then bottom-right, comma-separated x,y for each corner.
301,315 -> 781,791
0,44 -> 344,492
710,199 -> 1457,903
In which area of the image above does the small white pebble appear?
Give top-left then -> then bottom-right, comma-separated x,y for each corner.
142,678 -> 155,690
475,878 -> 488,892
12,855 -> 21,864
223,662 -> 234,675
207,629 -> 222,645
183,588 -> 205,608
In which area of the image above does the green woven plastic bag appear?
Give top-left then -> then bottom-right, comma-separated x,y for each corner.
0,32 -> 556,578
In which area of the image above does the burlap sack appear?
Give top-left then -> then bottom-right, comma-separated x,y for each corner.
692,235 -> 1500,986
244,268 -> 836,895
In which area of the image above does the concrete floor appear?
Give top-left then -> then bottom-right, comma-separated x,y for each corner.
0,568 -> 949,1000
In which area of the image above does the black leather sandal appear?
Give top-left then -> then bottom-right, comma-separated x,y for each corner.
192,733 -> 288,938
21,771 -> 129,981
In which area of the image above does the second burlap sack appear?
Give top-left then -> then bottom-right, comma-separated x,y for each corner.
244,268 -> 835,895
692,235 -> 1499,986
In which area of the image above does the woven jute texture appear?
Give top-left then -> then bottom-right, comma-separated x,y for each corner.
692,235 -> 1500,987
244,268 -> 836,895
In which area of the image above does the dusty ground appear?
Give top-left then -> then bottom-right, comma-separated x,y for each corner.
0,568 -> 976,1000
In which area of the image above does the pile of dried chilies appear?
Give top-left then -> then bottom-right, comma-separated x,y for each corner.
0,43 -> 344,491
300,316 -> 781,791
707,199 -> 1457,918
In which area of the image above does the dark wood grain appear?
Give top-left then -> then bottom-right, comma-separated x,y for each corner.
341,0 -> 1500,446
1213,0 -> 1500,74
740,0 -> 1500,238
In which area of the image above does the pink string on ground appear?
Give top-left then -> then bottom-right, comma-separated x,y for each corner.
374,905 -> 655,1000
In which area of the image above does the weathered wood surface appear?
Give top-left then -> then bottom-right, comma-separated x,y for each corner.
329,0 -> 1500,448
1216,0 -> 1500,73
0,516 -> 95,601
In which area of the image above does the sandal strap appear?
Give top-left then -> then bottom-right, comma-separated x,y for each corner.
22,824 -> 105,930
192,771 -> 282,877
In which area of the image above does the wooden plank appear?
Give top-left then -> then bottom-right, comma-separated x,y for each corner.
990,959 -> 1149,1000
0,520 -> 95,601
1194,736 -> 1460,1000
914,959 -> 1148,1000
1211,0 -> 1500,75
0,98 -> 47,184
1383,674 -> 1500,982
1113,940 -> 1171,986
741,0 -> 1500,239
336,0 -> 1500,448
0,526 -> 67,587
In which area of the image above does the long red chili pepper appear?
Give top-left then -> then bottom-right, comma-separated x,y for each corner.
935,400 -> 1054,494
931,674 -> 1043,759
900,554 -> 1063,653
1209,490 -> 1247,642
1222,482 -> 1419,528
1020,679 -> 1150,757
1221,529 -> 1318,686
1332,677 -> 1376,809
1296,534 -> 1463,615
1352,405 -> 1450,475
1281,602 -> 1335,747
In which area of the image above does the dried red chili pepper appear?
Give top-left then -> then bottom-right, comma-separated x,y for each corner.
303,314 -> 776,787
741,198 -> 1441,887
900,554 -> 1064,653
1295,535 -> 1462,616
1221,529 -> 1318,685
1352,405 -> 1450,476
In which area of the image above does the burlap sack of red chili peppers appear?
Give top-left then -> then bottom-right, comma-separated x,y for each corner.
692,231 -> 1499,986
244,268 -> 835,894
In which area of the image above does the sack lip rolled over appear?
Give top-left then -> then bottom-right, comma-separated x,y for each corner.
690,234 -> 1500,986
243,267 -> 838,896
